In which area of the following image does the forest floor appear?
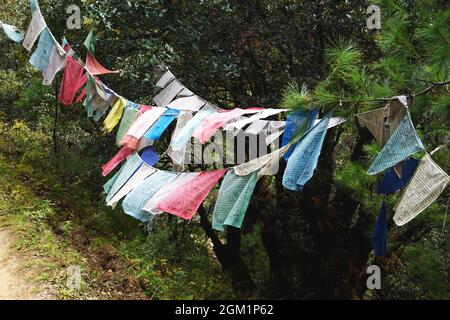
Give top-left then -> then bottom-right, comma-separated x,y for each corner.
0,155 -> 149,300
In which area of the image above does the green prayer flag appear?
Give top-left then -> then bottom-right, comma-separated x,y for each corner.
212,170 -> 259,232
83,28 -> 95,53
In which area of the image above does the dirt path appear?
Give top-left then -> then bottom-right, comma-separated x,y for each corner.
0,228 -> 46,300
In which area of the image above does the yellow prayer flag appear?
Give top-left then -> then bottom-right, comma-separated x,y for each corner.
103,98 -> 127,132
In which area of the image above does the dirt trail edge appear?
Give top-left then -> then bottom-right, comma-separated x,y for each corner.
0,228 -> 53,300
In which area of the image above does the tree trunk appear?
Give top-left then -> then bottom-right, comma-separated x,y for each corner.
198,205 -> 256,297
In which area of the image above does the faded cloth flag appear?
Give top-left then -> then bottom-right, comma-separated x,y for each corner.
357,98 -> 407,147
43,42 -> 72,85
167,111 -> 194,171
103,165 -> 124,194
393,154 -> 450,226
1,23 -> 24,43
157,169 -> 227,220
122,107 -> 167,140
212,170 -> 259,231
122,170 -> 177,222
373,200 -> 388,256
192,108 -> 262,144
142,172 -> 199,215
224,108 -> 288,131
377,158 -> 419,194
170,107 -> 215,151
58,56 -> 86,106
23,9 -> 46,51
105,152 -> 142,203
155,70 -> 175,89
167,96 -> 206,112
29,27 -> 54,72
153,79 -> 184,108
107,163 -> 156,208
368,113 -> 424,175
144,108 -> 180,141
282,112 -> 332,191
234,145 -> 290,177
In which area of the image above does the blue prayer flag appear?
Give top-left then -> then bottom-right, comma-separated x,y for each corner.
373,201 -> 388,256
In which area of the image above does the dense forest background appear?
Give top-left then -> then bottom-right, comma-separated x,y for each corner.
0,0 -> 449,299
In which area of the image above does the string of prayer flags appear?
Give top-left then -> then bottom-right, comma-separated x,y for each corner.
23,8 -> 45,51
192,108 -> 263,144
122,170 -> 177,222
29,27 -> 53,72
58,56 -> 86,106
170,107 -> 216,151
107,163 -> 156,207
116,103 -> 140,145
393,154 -> 450,226
104,97 -> 127,132
373,200 -> 388,256
212,170 -> 259,231
144,108 -> 180,141
1,22 -> 24,43
157,169 -> 227,220
367,113 -> 424,175
105,152 -> 142,203
283,112 -> 332,191
377,158 -> 419,194
142,172 -> 200,215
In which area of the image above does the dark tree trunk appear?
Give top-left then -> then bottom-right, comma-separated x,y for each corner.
198,205 -> 256,296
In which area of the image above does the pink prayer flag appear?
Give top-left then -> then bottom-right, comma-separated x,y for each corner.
101,146 -> 134,176
86,53 -> 119,75
157,169 -> 227,220
139,105 -> 153,113
192,108 -> 262,144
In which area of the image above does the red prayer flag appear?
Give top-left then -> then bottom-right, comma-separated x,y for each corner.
86,53 -> 119,75
101,146 -> 134,176
157,169 -> 227,220
58,56 -> 87,106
